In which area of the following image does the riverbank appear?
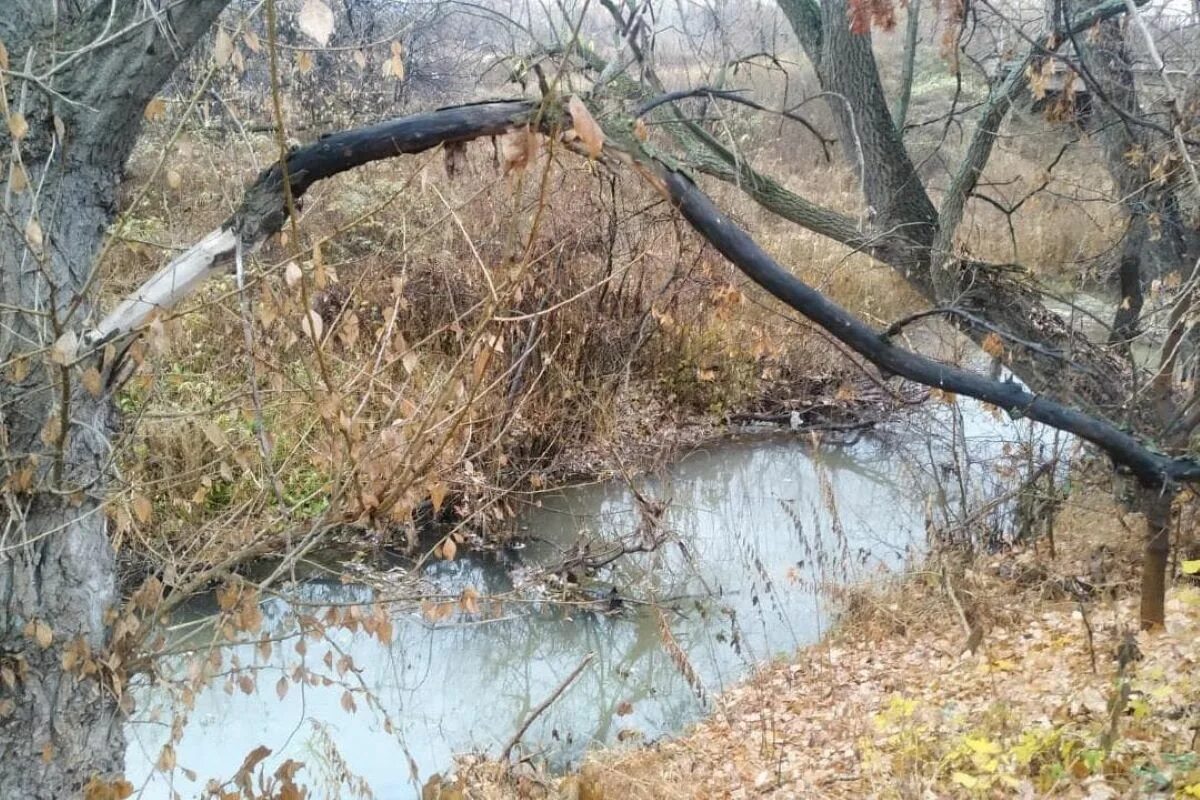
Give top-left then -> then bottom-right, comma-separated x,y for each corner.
459,486 -> 1200,798
108,130 -> 901,584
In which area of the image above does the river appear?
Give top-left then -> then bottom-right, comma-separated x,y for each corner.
126,387 -> 1072,798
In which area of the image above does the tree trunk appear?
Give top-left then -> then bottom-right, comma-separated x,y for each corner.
1,2 -> 228,795
0,162 -> 125,800
1138,484 -> 1173,629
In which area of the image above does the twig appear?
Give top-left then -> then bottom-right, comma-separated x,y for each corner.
500,652 -> 595,761
1078,600 -> 1097,674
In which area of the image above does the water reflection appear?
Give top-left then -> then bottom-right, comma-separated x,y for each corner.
127,401 -> 1068,799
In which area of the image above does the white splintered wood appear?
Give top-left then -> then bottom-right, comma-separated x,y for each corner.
90,226 -> 239,344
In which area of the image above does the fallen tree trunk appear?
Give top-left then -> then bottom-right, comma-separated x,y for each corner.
87,98 -> 1200,486
91,99 -> 539,344
649,165 -> 1200,484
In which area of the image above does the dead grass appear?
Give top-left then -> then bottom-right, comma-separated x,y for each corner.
455,487 -> 1200,799
103,128 -> 852,569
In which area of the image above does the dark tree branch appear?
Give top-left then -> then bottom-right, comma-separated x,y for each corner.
892,0 -> 921,133
103,97 -> 1200,492
634,86 -> 834,158
652,166 -> 1200,486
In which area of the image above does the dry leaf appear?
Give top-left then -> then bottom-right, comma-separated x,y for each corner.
297,50 -> 314,74
165,169 -> 182,190
50,330 -> 77,365
981,332 -> 1005,358
567,96 -> 605,158
24,216 -> 44,252
301,309 -> 324,342
8,112 -> 28,141
284,261 -> 303,288
500,127 -> 538,174
144,97 -> 167,122
25,619 -> 53,649
298,0 -> 336,46
132,494 -> 153,524
460,587 -> 481,614
243,29 -> 261,53
81,367 -> 103,397
8,162 -> 27,193
441,537 -> 457,561
276,676 -> 289,700
213,28 -> 234,66
633,118 -> 648,141
429,482 -> 448,514
156,744 -> 176,772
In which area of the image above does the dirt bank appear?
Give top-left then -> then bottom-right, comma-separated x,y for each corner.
457,487 -> 1200,798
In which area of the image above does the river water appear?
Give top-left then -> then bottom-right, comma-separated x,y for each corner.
126,389 -> 1072,798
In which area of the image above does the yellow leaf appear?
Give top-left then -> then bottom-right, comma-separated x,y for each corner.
964,737 -> 1001,755
1182,559 -> 1200,575
951,771 -> 979,789
567,95 -> 605,158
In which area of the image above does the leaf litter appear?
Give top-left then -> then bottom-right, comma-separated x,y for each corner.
457,489 -> 1200,798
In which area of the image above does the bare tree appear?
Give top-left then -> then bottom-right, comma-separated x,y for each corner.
1,0 -> 1197,795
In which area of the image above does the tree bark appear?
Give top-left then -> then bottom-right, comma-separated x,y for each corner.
0,159 -> 126,800
892,0 -> 921,134
0,2 -> 228,795
1138,484 -> 1173,629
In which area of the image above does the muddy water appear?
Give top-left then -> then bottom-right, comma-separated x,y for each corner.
126,397 -> 1069,798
